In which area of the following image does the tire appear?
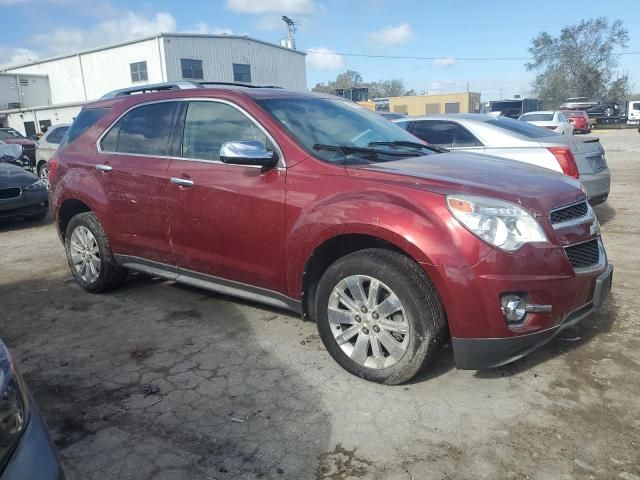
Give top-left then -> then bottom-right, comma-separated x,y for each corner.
604,107 -> 614,117
315,249 -> 447,385
65,212 -> 127,293
38,162 -> 50,190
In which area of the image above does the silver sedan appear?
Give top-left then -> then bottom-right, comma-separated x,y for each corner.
394,114 -> 610,205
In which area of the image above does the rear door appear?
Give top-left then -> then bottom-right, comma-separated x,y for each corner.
96,101 -> 180,265
409,120 -> 484,152
165,100 -> 287,291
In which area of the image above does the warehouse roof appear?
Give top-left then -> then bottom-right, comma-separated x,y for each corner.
1,33 -> 305,71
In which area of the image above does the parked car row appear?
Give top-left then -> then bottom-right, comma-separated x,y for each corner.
46,82 -> 612,386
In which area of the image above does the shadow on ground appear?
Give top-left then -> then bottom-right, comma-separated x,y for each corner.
1,273 -> 331,480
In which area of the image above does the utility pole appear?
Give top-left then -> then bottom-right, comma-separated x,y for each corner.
281,16 -> 297,50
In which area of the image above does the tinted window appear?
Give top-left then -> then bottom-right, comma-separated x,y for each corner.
182,101 -> 267,161
181,59 -> 203,79
486,117 -> 558,138
0,129 -> 24,140
117,102 -> 178,156
411,121 -> 481,148
232,63 -> 252,83
520,113 -> 554,121
130,61 -> 148,82
46,126 -> 69,144
60,108 -> 108,147
100,120 -> 121,152
633,103 -> 640,111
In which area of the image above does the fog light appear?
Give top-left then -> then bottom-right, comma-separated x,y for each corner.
501,295 -> 526,323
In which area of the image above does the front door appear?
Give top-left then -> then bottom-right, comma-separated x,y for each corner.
95,101 -> 180,265
166,100 -> 287,292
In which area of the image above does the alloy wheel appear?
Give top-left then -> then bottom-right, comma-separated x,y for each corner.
328,275 -> 410,369
39,165 -> 50,190
69,226 -> 101,283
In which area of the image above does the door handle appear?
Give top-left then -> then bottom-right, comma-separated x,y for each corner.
96,164 -> 112,172
170,177 -> 194,187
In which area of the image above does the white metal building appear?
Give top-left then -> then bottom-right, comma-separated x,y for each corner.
0,33 -> 307,135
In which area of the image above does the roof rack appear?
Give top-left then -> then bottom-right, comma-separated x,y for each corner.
199,82 -> 283,89
100,81 -> 203,99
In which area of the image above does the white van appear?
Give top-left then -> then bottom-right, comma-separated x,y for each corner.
627,100 -> 640,125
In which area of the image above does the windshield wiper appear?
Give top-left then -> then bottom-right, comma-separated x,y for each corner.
312,143 -> 421,158
368,141 -> 448,153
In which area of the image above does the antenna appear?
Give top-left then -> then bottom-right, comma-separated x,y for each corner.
280,16 -> 297,49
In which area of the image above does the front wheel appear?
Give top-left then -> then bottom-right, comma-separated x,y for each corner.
315,249 -> 446,385
38,162 -> 50,190
65,212 -> 127,293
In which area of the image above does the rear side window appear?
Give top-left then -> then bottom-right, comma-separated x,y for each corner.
60,109 -> 108,147
112,102 -> 179,156
486,117 -> 556,138
520,113 -> 553,121
411,121 -> 481,148
45,126 -> 69,144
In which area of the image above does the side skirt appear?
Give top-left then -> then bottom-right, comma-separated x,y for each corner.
114,255 -> 301,314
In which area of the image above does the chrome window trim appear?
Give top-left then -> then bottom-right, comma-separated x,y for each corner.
564,237 -> 606,275
549,200 -> 594,230
95,97 -> 286,169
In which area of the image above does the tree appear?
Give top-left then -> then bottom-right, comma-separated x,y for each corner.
312,71 -> 407,98
526,18 -> 630,108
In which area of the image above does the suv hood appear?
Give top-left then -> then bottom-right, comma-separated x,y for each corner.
349,152 -> 585,215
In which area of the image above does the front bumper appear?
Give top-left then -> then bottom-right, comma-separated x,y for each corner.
0,189 -> 48,220
451,264 -> 613,369
0,398 -> 65,480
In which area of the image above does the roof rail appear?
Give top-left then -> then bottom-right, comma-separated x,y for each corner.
100,81 -> 203,99
199,81 -> 283,89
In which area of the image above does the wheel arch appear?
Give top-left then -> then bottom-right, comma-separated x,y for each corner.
58,199 -> 92,241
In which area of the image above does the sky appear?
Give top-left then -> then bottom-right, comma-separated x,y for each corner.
0,0 -> 638,101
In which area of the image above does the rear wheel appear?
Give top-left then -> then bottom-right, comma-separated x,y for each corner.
315,249 -> 446,385
65,212 -> 127,293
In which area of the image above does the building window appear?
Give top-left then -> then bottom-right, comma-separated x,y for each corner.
232,63 -> 252,83
130,61 -> 148,82
181,59 -> 204,80
444,102 -> 460,113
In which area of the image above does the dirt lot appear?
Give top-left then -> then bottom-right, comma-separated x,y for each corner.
1,129 -> 639,480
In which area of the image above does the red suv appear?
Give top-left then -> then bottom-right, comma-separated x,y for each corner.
49,84 -> 613,384
561,110 -> 591,134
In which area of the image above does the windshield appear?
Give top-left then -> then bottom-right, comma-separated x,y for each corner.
256,97 -> 435,164
520,113 -> 554,121
0,129 -> 25,140
487,116 -> 559,138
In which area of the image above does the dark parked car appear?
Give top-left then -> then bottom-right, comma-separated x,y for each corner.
0,161 -> 48,222
0,341 -> 65,479
560,97 -> 620,119
49,83 -> 612,384
0,128 -> 37,170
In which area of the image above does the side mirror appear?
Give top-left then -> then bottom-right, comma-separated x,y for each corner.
220,140 -> 278,168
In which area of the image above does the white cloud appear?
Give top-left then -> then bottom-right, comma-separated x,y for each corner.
31,11 -> 176,56
0,47 -> 39,67
306,47 -> 344,71
256,14 -> 287,31
186,22 -> 233,35
367,23 -> 414,46
433,57 -> 456,67
226,0 -> 318,14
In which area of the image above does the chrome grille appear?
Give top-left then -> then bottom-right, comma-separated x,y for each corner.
565,239 -> 600,269
550,201 -> 589,225
0,187 -> 21,200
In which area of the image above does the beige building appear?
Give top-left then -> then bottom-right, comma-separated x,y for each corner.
376,92 -> 482,116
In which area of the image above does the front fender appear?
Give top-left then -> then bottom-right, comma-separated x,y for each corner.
285,192 -> 491,299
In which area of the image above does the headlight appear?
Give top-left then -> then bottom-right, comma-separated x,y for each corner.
447,194 -> 548,251
23,180 -> 45,192
0,342 -> 28,463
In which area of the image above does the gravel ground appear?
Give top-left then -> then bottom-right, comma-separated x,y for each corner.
1,128 -> 639,480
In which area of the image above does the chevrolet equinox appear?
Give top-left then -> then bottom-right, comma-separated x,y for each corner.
49,84 -> 613,384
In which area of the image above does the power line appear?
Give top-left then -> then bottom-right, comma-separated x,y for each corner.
305,50 -> 640,62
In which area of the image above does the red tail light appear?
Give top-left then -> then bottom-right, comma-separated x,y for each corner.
548,147 -> 579,179
48,157 -> 59,186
